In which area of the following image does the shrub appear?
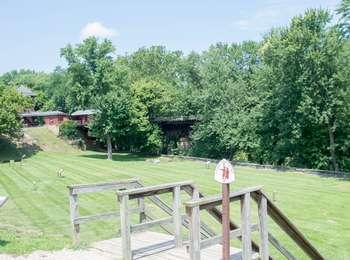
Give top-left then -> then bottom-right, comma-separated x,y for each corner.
59,120 -> 79,140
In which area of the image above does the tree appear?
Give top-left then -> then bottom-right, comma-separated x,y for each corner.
190,42 -> 263,160
259,9 -> 347,171
89,90 -> 134,160
337,0 -> 350,37
61,37 -> 117,112
0,88 -> 31,139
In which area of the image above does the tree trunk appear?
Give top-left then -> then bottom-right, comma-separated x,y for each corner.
328,122 -> 339,172
106,134 -> 112,160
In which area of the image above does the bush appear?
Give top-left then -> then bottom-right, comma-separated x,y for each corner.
59,120 -> 79,140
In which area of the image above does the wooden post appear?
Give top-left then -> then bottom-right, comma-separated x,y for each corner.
222,183 -> 230,260
241,192 -> 252,260
188,186 -> 200,260
119,194 -> 131,260
187,204 -> 201,260
69,190 -> 80,244
173,186 -> 182,247
138,198 -> 146,223
258,195 -> 269,260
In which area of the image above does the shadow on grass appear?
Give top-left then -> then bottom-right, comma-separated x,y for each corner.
78,153 -> 154,162
0,240 -> 9,247
0,137 -> 42,163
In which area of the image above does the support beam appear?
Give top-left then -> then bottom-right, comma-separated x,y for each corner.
138,198 -> 146,223
241,193 -> 252,260
188,186 -> 200,260
173,186 -> 182,247
258,195 -> 269,260
69,192 -> 79,244
119,194 -> 131,260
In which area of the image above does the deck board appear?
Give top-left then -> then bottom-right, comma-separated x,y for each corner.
0,231 -> 249,260
91,231 -> 245,259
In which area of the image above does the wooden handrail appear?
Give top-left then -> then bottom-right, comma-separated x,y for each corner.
67,178 -> 139,194
183,185 -> 271,259
251,190 -> 325,260
117,180 -> 194,199
184,186 -> 263,209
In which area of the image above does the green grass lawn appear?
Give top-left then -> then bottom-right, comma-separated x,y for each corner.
0,129 -> 349,259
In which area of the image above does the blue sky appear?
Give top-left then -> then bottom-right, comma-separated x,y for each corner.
0,0 -> 339,74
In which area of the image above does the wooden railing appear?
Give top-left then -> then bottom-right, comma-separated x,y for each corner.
184,186 -> 325,260
67,178 -> 140,244
116,181 -> 195,260
184,186 -> 264,260
67,179 -> 215,246
68,180 -> 324,260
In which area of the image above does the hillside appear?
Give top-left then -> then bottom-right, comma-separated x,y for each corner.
0,127 -> 79,161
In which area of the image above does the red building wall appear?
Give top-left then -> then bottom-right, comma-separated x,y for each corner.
44,115 -> 68,126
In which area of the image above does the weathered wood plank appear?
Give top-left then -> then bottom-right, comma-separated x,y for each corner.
69,192 -> 79,244
146,184 -> 215,239
138,197 -> 146,223
187,202 -> 201,259
251,191 -> 324,260
117,181 -> 193,199
131,216 -> 174,233
119,194 -> 131,260
132,239 -> 176,259
268,233 -> 296,260
73,208 -> 140,224
68,179 -> 139,194
200,224 -> 259,250
182,184 -> 271,260
184,186 -> 263,210
241,192 -> 252,260
173,186 -> 182,247
258,195 -> 269,260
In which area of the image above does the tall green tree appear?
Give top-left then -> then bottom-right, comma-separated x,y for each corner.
337,0 -> 350,37
0,88 -> 31,139
259,9 -> 348,171
61,37 -> 117,112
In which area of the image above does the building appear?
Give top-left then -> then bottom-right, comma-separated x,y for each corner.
70,109 -> 98,126
17,85 -> 37,98
152,116 -> 200,153
20,111 -> 68,127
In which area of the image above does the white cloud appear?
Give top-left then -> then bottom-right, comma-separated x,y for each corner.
80,22 -> 118,39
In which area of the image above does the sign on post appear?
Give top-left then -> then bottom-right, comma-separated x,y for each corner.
215,159 -> 235,260
214,159 -> 235,184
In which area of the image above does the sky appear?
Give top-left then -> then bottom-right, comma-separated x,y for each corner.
0,0 -> 340,74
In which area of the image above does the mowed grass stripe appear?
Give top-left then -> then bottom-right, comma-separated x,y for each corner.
1,151 -> 349,258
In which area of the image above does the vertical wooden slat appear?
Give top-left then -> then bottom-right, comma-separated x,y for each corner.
69,190 -> 80,244
187,205 -> 201,260
241,192 -> 252,260
258,195 -> 269,260
173,186 -> 182,247
188,186 -> 200,260
138,197 -> 146,223
119,194 -> 131,260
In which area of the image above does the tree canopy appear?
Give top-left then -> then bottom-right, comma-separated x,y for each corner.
1,7 -> 350,171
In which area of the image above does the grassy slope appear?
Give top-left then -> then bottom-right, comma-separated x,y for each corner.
0,128 -> 349,259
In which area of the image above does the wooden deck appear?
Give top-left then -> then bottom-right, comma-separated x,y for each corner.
91,231 -> 247,260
